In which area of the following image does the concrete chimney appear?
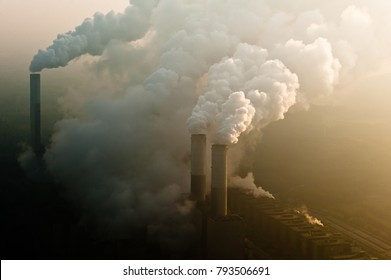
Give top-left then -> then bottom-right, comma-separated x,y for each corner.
30,73 -> 41,155
191,134 -> 207,202
211,144 -> 227,216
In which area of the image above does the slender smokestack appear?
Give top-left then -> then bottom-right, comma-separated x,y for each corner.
211,144 -> 227,216
191,134 -> 206,202
30,73 -> 41,155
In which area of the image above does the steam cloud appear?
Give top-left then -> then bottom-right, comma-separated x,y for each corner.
29,0 -> 159,72
28,0 -> 390,253
295,206 -> 324,227
187,43 -> 299,144
230,173 -> 274,199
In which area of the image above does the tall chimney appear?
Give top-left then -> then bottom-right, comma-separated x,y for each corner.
30,73 -> 41,155
191,134 -> 206,202
211,144 -> 227,216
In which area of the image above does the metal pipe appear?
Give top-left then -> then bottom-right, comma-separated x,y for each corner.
211,144 -> 227,216
30,73 -> 41,155
191,134 -> 207,202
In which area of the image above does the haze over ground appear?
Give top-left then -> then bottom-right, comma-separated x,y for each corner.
1,0 -> 390,256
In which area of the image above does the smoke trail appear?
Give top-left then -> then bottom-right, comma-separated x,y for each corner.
230,172 -> 274,199
295,206 -> 324,227
29,0 -> 159,72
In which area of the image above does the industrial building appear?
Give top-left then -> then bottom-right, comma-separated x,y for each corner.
189,133 -> 372,260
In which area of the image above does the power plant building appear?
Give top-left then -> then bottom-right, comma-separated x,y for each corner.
189,134 -> 370,260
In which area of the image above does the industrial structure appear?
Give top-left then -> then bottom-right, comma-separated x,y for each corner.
190,134 -> 371,260
30,73 -> 42,155
190,134 -> 207,202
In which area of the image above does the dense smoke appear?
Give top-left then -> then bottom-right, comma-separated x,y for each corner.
187,43 -> 299,144
29,0 -> 159,72
187,24 -> 342,145
28,0 -> 390,252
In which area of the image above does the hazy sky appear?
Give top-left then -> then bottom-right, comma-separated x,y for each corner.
0,0 -> 129,64
1,0 -> 390,74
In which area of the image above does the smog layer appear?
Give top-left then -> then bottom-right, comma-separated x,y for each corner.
2,0 -> 391,256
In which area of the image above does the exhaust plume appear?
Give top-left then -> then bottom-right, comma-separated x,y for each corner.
271,37 -> 341,103
295,206 -> 324,227
230,172 -> 274,199
187,43 -> 299,144
29,0 -> 158,72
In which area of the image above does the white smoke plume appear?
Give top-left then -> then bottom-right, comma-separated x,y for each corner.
27,0 -> 391,254
186,31 -> 343,144
187,43 -> 299,144
29,0 -> 159,72
295,206 -> 324,227
271,37 -> 341,103
230,172 -> 274,199
187,3 -> 390,145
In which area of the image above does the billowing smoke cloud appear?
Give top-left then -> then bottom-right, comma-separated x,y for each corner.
27,0 -> 391,254
272,38 -> 341,103
187,43 -> 299,144
187,35 -> 343,144
29,0 -> 159,72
